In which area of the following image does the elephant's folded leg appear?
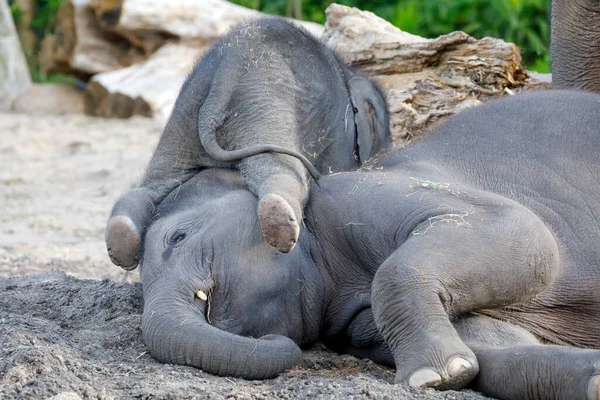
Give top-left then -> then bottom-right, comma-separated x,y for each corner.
239,154 -> 308,254
106,188 -> 156,270
106,214 -> 142,270
371,201 -> 560,389
106,180 -> 193,270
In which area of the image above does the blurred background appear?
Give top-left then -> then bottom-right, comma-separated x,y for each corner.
9,0 -> 550,86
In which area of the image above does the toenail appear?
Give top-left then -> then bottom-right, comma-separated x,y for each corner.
587,375 -> 600,400
408,369 -> 442,388
447,357 -> 472,378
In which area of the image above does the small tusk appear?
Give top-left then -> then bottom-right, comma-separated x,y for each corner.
195,290 -> 208,301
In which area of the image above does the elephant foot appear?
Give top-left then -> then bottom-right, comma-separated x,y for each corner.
258,194 -> 300,253
404,356 -> 479,390
105,215 -> 141,270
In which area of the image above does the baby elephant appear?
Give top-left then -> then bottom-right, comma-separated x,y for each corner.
106,17 -> 390,270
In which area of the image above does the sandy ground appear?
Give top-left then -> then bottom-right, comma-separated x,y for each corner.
0,112 -> 161,282
0,111 -> 489,399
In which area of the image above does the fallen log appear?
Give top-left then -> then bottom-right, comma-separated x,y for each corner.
323,3 -> 545,143
323,4 -> 525,82
42,0 -> 143,78
88,0 -> 324,52
85,41 -> 207,120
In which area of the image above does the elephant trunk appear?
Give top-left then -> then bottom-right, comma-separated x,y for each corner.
142,288 -> 302,379
551,0 -> 600,91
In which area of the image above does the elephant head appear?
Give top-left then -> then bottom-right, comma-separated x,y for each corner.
551,0 -> 600,91
140,169 -> 325,379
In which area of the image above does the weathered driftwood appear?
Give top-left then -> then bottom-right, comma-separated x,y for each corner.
42,0 -> 143,77
88,0 -> 323,53
323,4 -> 525,81
0,0 -> 31,110
323,3 -> 546,143
85,42 -> 206,120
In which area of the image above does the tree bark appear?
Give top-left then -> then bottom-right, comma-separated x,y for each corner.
0,0 -> 31,110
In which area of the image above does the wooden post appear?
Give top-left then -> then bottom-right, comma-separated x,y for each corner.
0,0 -> 31,109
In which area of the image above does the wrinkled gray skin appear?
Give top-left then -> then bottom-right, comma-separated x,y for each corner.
141,90 -> 600,400
106,18 -> 390,270
551,0 -> 600,91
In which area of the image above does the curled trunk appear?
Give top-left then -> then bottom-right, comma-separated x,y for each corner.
142,291 -> 302,379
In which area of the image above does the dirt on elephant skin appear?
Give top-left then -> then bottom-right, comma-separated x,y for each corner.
0,112 -> 490,399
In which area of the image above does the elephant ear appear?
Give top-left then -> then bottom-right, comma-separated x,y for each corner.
349,77 -> 391,164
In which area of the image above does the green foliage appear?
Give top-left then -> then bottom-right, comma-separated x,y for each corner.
31,0 -> 67,34
9,0 -> 66,34
233,0 -> 262,9
10,2 -> 21,26
390,0 -> 550,73
229,0 -> 550,72
29,63 -> 79,84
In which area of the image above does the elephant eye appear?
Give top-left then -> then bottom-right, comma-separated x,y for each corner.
170,232 -> 186,245
352,106 -> 359,114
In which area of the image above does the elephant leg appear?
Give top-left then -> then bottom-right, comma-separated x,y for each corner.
239,153 -> 308,253
106,187 -> 154,270
106,126 -> 223,270
371,204 -> 560,389
454,314 -> 600,400
106,180 -> 190,270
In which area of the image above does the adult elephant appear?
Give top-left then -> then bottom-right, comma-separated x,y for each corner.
139,90 -> 600,400
105,18 -> 390,270
551,0 -> 600,91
